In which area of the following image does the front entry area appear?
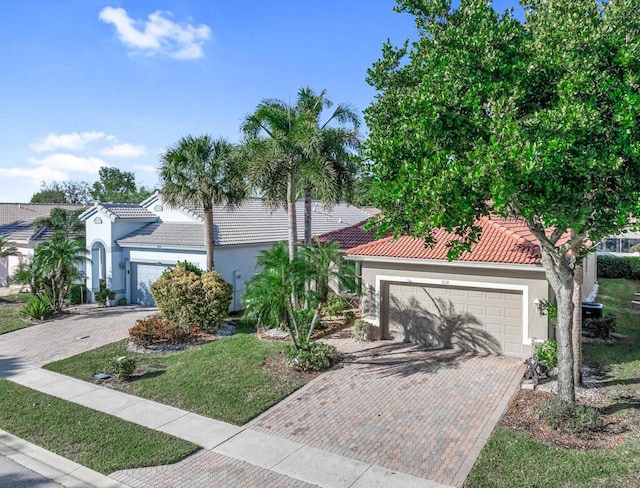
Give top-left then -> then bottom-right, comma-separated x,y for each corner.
383,282 -> 525,358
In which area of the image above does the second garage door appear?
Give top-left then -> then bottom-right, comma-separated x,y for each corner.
131,263 -> 169,306
386,283 -> 523,357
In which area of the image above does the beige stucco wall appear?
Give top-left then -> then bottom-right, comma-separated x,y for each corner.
355,258 -> 551,359
581,252 -> 597,301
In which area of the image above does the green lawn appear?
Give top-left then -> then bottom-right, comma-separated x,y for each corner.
466,278 -> 640,487
0,379 -> 198,474
0,294 -> 33,335
45,323 -> 309,425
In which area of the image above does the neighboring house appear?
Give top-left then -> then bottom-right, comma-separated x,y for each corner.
80,193 -> 371,310
316,219 -> 382,293
597,231 -> 640,254
345,215 -> 597,359
0,204 -> 85,286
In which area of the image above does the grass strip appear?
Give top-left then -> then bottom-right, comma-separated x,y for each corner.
45,323 -> 309,425
0,379 -> 198,474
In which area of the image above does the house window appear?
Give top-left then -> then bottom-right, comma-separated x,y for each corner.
94,217 -> 103,224
154,204 -> 164,212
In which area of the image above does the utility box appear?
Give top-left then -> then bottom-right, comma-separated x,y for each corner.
582,302 -> 603,320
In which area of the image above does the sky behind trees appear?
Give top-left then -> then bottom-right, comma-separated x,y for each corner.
0,0 -> 522,202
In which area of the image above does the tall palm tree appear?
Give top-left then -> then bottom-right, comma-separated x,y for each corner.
242,98 -> 311,262
295,88 -> 361,244
159,135 -> 246,271
243,88 -> 361,252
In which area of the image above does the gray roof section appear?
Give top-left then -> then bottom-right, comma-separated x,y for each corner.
0,204 -> 84,226
81,203 -> 158,222
0,204 -> 85,244
117,200 -> 372,248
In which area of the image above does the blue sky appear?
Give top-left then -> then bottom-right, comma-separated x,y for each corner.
0,0 -> 522,202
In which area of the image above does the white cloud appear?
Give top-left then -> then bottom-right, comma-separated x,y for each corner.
28,153 -> 109,173
30,131 -> 108,152
0,166 -> 67,184
99,7 -> 211,60
102,143 -> 147,158
134,164 -> 156,172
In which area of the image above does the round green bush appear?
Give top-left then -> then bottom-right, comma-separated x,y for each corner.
284,341 -> 338,372
150,263 -> 232,333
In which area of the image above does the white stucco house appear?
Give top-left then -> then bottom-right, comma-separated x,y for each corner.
80,194 -> 372,310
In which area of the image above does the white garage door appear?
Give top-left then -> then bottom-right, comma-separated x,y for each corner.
131,263 -> 168,306
387,283 -> 523,357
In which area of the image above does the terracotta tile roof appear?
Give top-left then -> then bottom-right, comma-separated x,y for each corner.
317,220 -> 382,249
346,216 -> 544,265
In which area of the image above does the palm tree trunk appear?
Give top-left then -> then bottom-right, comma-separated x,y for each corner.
203,201 -> 215,271
287,171 -> 298,262
287,170 -> 299,310
304,184 -> 312,245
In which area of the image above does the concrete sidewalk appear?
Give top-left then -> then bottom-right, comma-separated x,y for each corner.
1,368 -> 449,488
0,429 -> 129,488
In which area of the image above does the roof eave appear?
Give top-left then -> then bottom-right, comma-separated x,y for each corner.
344,254 -> 544,272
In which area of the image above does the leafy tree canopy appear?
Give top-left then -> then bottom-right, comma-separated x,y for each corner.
90,166 -> 153,203
30,181 -> 92,205
365,0 -> 640,405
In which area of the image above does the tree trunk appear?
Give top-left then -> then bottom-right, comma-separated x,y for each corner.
203,201 -> 215,271
572,264 -> 583,386
304,184 -> 313,245
540,248 -> 576,406
307,303 -> 323,342
287,172 -> 298,262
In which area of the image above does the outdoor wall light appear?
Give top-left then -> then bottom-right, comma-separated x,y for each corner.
533,298 -> 543,314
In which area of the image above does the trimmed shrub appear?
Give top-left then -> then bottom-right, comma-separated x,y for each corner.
129,315 -> 201,348
284,341 -> 338,372
352,319 -> 372,342
150,263 -> 232,333
533,339 -> 558,369
542,396 -> 604,434
103,356 -> 137,381
322,295 -> 347,317
597,255 -> 640,279
583,315 -> 617,339
21,296 -> 52,320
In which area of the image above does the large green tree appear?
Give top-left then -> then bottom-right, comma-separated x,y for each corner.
159,135 -> 246,271
365,0 -> 640,407
90,167 -> 153,203
30,181 -> 92,205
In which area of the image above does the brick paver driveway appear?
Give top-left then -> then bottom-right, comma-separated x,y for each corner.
250,341 -> 523,487
0,305 -> 155,373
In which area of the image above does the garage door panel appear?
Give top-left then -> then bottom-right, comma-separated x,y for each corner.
387,283 -> 523,358
131,263 -> 168,306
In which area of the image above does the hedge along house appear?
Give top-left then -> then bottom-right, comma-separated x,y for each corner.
345,216 -> 597,359
80,194 -> 371,310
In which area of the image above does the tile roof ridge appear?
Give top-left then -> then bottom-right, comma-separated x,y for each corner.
484,215 -> 527,244
346,233 -> 396,255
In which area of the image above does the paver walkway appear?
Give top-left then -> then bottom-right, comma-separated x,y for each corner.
0,305 -> 155,372
0,307 -> 523,487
